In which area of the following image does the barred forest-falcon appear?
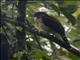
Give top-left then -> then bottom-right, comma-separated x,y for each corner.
34,12 -> 70,45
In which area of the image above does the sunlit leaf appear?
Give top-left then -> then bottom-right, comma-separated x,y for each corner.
59,7 -> 76,25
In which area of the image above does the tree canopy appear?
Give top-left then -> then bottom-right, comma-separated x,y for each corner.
1,0 -> 80,60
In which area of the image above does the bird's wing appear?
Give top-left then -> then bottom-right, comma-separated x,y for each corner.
42,16 -> 65,35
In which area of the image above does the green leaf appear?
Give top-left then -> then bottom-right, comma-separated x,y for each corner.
33,49 -> 50,60
68,52 -> 80,60
64,5 -> 77,14
50,4 -> 60,15
59,7 -> 76,25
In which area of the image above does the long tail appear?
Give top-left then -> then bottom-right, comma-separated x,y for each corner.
62,35 -> 70,45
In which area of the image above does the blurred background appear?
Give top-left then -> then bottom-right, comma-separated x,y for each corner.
0,0 -> 80,60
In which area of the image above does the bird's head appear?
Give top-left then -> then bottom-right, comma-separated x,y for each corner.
34,12 -> 48,19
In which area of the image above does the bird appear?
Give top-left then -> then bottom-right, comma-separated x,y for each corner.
34,12 -> 70,45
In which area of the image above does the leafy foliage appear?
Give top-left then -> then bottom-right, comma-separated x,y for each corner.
1,0 -> 80,60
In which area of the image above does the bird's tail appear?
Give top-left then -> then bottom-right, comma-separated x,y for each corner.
62,35 -> 70,46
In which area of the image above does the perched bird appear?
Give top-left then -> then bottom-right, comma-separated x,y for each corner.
34,12 -> 70,45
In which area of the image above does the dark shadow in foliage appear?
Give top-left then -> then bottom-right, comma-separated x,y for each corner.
0,33 -> 9,60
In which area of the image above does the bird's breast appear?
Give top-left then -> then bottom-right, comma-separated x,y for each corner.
34,19 -> 50,32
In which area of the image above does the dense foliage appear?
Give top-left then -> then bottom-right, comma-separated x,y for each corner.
1,0 -> 80,60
